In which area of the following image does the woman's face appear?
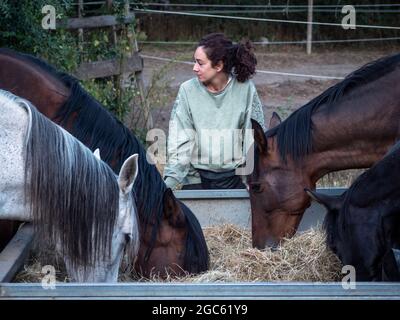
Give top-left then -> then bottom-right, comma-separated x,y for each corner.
193,46 -> 222,84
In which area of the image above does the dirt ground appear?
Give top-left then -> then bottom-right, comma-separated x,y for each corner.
139,45 -> 400,132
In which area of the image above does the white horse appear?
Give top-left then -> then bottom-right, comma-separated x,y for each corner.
0,89 -> 140,282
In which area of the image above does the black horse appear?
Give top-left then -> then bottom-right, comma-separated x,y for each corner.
306,141 -> 400,281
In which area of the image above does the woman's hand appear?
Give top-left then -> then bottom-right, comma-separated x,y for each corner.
164,176 -> 180,190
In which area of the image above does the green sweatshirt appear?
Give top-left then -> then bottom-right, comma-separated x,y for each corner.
163,76 -> 266,189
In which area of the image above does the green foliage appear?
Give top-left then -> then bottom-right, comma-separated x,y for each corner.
0,1 -> 145,137
81,77 -> 138,121
0,0 -> 78,71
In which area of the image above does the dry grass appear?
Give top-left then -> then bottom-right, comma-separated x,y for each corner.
14,248 -> 69,283
14,224 -> 342,283
139,224 -> 342,283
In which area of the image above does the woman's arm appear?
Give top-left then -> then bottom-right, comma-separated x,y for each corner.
163,86 -> 196,190
240,85 -> 267,174
250,88 -> 266,131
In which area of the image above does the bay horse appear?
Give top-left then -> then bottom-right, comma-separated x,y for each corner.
0,48 -> 209,278
305,140 -> 400,281
0,89 -> 140,282
247,53 -> 400,249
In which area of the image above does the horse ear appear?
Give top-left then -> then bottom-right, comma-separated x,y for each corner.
269,112 -> 282,129
305,188 -> 344,213
163,188 -> 186,227
251,119 -> 268,154
118,154 -> 139,195
93,148 -> 101,160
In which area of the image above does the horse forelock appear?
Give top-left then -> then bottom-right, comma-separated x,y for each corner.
22,98 -> 121,270
123,190 -> 140,265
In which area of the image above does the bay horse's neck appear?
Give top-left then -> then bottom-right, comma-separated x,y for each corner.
0,50 -> 164,223
305,68 -> 400,183
0,51 -> 69,118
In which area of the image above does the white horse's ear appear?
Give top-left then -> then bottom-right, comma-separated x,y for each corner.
118,154 -> 139,195
93,148 -> 101,160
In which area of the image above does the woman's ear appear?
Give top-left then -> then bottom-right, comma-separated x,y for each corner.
215,60 -> 224,72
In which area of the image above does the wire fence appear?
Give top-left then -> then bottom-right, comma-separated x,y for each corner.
133,8 -> 400,30
134,9 -> 400,14
141,54 -> 346,80
69,1 -> 400,13
130,3 -> 400,8
130,2 -> 400,14
69,1 -> 400,7
138,37 -> 400,46
65,1 -> 400,51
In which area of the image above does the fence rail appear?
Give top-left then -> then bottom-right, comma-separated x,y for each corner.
73,53 -> 143,80
59,14 -> 135,29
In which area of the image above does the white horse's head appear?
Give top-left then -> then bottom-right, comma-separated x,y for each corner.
0,89 -> 140,283
64,153 -> 140,282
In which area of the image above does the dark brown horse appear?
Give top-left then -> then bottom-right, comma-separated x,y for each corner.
0,48 -> 209,277
306,140 -> 400,281
247,53 -> 400,249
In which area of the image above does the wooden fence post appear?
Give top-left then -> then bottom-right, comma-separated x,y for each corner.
78,0 -> 84,53
60,2 -> 149,130
124,0 -> 153,130
307,0 -> 313,55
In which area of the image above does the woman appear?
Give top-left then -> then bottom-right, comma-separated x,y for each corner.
163,33 -> 266,190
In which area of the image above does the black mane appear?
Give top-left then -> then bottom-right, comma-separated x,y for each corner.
2,48 -> 209,273
265,53 -> 400,162
180,201 -> 209,273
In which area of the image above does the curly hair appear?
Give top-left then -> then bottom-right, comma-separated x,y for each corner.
197,33 -> 257,82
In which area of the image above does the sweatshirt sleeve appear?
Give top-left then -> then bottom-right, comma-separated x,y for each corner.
250,87 -> 266,131
163,86 -> 196,189
241,84 -> 267,171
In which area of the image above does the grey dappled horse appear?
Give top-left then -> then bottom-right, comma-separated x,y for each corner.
0,89 -> 140,282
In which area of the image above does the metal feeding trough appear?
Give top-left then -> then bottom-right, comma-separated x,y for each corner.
1,188 -> 400,300
174,187 -> 348,230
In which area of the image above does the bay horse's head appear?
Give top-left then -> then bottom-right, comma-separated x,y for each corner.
135,188 -> 208,278
0,48 -> 209,278
246,115 -> 314,249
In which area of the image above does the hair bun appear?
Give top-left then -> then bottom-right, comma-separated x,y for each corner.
239,39 -> 254,52
197,33 -> 256,82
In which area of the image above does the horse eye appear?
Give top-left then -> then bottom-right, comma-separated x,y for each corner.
251,184 -> 262,193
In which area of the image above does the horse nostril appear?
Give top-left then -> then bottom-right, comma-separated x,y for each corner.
265,238 -> 279,251
253,238 -> 279,251
270,245 -> 278,252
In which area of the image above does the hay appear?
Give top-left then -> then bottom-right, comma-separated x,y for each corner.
195,224 -> 342,282
14,248 -> 69,283
13,224 -> 342,283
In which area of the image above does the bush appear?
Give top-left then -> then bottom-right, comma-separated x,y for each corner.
0,0 -> 143,137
